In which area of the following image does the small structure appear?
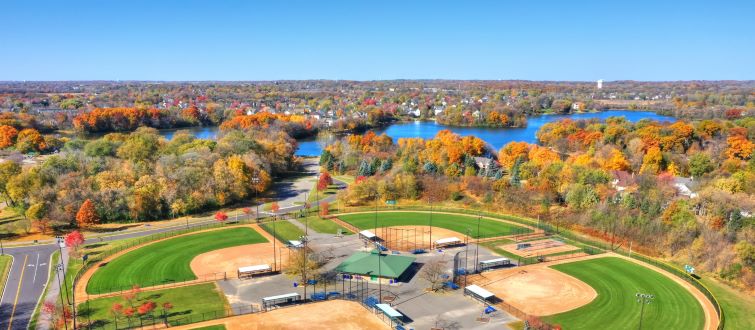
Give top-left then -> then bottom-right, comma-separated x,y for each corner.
237,264 -> 272,278
261,292 -> 301,311
478,257 -> 511,271
434,237 -> 463,249
359,230 -> 379,242
336,251 -> 416,284
375,303 -> 404,326
464,284 -> 496,303
288,240 -> 304,248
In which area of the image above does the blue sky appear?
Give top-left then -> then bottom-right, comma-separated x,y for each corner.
1,0 -> 753,81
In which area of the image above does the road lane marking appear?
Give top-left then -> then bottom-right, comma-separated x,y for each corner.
7,254 -> 28,330
33,253 -> 40,284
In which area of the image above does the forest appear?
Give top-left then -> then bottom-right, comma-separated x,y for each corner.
321,116 -> 755,290
0,125 -> 296,232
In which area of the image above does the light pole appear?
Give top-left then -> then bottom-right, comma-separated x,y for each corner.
55,236 -> 71,305
475,213 -> 481,272
428,196 -> 433,250
0,235 -> 4,255
373,192 -> 382,303
252,177 -> 261,222
636,292 -> 654,330
465,228 -> 470,287
54,264 -> 69,330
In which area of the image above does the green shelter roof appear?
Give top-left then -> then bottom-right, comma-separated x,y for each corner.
336,251 -> 416,278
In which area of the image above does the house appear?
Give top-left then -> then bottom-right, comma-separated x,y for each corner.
673,177 -> 698,198
473,157 -> 494,171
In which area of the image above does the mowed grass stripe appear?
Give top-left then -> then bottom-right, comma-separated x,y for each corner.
338,211 -> 530,238
87,227 -> 267,294
546,257 -> 705,330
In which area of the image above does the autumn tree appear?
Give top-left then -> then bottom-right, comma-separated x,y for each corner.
317,171 -> 333,191
215,211 -> 228,222
270,202 -> 280,214
320,201 -> 329,216
65,230 -> 85,257
0,125 -> 19,148
76,199 -> 100,228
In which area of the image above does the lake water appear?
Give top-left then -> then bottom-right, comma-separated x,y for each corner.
159,110 -> 677,156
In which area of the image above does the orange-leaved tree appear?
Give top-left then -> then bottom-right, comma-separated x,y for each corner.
76,199 -> 100,228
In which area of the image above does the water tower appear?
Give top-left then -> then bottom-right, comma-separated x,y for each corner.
597,79 -> 603,89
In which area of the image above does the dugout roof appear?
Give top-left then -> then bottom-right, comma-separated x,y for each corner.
336,251 -> 416,279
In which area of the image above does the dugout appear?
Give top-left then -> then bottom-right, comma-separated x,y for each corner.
375,303 -> 405,326
288,240 -> 304,248
464,284 -> 496,303
433,237 -> 463,249
237,264 -> 272,278
478,257 -> 511,271
261,292 -> 301,311
359,230 -> 380,242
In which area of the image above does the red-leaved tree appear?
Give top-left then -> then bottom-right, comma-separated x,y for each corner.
65,231 -> 85,257
317,171 -> 333,191
320,201 -> 329,216
270,202 -> 280,214
215,211 -> 228,222
137,301 -> 157,316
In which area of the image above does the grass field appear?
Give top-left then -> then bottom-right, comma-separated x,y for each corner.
86,227 -> 267,294
337,211 -> 531,238
307,183 -> 339,203
0,255 -> 11,297
191,325 -> 227,330
545,257 -> 705,330
699,277 -> 755,329
260,220 -> 306,242
78,283 -> 227,328
296,216 -> 353,235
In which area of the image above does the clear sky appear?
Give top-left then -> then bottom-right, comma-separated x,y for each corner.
1,0 -> 753,81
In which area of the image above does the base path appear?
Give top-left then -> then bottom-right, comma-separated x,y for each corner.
190,224 -> 289,275
170,300 -> 390,330
469,266 -> 597,316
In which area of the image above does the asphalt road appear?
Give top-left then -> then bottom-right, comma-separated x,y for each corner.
0,172 -> 344,330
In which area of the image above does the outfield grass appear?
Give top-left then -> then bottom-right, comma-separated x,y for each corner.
295,216 -> 353,235
545,257 -> 705,330
338,211 -> 531,238
86,227 -> 267,294
260,220 -> 306,242
78,283 -> 227,328
699,277 -> 755,329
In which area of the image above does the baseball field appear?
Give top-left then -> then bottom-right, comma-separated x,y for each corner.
337,211 -> 531,238
86,227 -> 267,294
544,257 -> 705,330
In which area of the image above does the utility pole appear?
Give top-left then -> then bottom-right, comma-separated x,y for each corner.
55,236 -> 71,305
252,177 -> 261,222
636,293 -> 654,330
475,213 -> 481,272
54,264 -> 69,330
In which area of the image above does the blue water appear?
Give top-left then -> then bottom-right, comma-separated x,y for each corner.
159,110 -> 677,156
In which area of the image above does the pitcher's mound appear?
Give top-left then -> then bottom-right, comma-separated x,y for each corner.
472,267 -> 596,316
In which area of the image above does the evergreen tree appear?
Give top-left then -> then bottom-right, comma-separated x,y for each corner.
319,150 -> 332,166
380,158 -> 393,172
510,157 -> 523,187
423,161 -> 437,174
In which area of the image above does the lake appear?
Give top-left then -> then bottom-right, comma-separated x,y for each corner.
159,110 -> 677,156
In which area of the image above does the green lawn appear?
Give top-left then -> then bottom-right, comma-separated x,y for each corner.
699,277 -> 755,329
295,216 -> 353,235
0,255 -> 13,307
86,227 -> 267,294
78,283 -> 227,328
307,184 -> 339,203
333,175 -> 355,185
260,220 -> 306,242
545,257 -> 705,330
337,211 -> 530,238
191,325 -> 227,330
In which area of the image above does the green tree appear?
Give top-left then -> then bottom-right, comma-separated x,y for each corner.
688,153 -> 714,178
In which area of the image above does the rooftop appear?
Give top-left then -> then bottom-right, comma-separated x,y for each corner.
335,251 -> 416,279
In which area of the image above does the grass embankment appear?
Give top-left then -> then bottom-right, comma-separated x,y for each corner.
86,227 -> 266,294
295,216 -> 353,235
307,184 -> 339,203
545,257 -> 705,330
29,251 -> 60,329
260,220 -> 306,242
338,211 -> 531,238
333,175 -> 355,185
78,283 -> 227,328
699,277 -> 755,329
0,255 -> 11,296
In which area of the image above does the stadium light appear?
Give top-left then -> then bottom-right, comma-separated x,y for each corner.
54,264 -> 69,330
251,177 -> 261,222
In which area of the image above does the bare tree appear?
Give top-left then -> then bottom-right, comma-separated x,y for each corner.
420,257 -> 448,292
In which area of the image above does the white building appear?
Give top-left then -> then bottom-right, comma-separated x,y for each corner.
597,79 -> 603,89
